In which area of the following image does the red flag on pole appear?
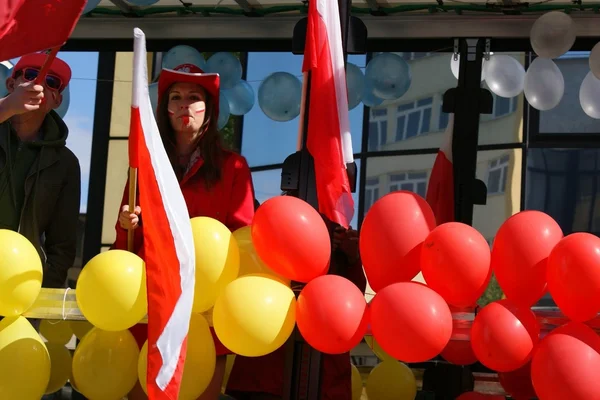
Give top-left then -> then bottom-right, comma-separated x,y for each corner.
130,28 -> 196,400
302,0 -> 355,228
0,0 -> 86,61
426,114 -> 455,224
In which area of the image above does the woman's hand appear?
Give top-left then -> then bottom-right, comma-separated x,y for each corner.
333,226 -> 360,263
119,205 -> 142,230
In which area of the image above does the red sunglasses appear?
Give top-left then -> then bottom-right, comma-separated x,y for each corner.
17,68 -> 63,91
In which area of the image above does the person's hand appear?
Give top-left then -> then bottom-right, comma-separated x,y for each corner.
333,226 -> 360,262
4,81 -> 45,115
119,205 -> 142,230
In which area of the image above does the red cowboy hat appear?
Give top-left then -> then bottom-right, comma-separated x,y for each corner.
12,52 -> 71,92
158,63 -> 220,116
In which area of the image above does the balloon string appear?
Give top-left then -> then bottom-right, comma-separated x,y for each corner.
62,287 -> 71,321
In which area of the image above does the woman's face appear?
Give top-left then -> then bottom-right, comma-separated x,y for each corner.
167,82 -> 208,136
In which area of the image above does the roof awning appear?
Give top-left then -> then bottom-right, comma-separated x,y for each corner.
70,0 -> 600,40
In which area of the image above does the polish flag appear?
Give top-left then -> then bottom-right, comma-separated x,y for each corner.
0,0 -> 86,61
129,28 -> 195,400
426,114 -> 455,224
302,0 -> 354,228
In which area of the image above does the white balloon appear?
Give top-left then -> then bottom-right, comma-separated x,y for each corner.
483,55 -> 525,98
450,54 -> 487,81
524,57 -> 564,111
589,42 -> 600,80
530,11 -> 576,59
579,71 -> 600,119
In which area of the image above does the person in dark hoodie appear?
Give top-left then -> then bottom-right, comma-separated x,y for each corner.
0,53 -> 81,290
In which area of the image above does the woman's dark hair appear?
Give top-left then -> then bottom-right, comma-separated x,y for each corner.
156,84 -> 224,187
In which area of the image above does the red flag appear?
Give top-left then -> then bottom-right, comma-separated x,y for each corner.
426,114 -> 455,224
0,0 -> 86,61
302,0 -> 354,228
130,28 -> 195,400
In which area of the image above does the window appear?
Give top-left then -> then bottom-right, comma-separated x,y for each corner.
399,52 -> 432,61
388,171 -> 428,198
369,108 -> 388,151
439,107 -> 450,132
395,97 -> 433,141
365,177 -> 380,213
487,154 -> 510,195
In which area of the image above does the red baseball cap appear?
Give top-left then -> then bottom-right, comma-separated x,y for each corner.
157,64 -> 220,116
12,52 -> 71,91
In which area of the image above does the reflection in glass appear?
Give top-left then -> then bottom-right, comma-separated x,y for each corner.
539,52 -> 600,134
364,154 -> 435,216
241,53 -> 365,167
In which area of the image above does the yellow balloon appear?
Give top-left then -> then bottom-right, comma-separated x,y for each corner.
76,250 -> 147,331
45,343 -> 72,394
72,328 -> 140,400
366,361 -> 417,400
138,314 -> 216,400
233,226 -> 290,286
69,320 -> 94,340
40,319 -> 73,345
191,217 -> 240,313
0,316 -> 50,399
364,335 -> 395,362
351,364 -> 363,400
222,354 -> 236,393
0,229 -> 42,316
213,275 -> 296,357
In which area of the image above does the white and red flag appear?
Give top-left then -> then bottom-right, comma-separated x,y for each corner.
302,0 -> 355,228
129,28 -> 195,400
426,114 -> 455,224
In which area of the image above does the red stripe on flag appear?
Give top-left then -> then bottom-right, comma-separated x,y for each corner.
130,107 -> 187,399
426,115 -> 454,224
302,0 -> 354,228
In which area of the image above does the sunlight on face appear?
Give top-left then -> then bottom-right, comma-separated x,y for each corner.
167,82 -> 207,137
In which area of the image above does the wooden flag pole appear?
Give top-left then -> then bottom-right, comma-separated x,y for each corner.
127,167 -> 138,252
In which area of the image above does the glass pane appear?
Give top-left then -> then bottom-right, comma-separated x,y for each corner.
473,149 -> 523,306
366,52 -> 457,152
241,53 -> 365,167
525,148 -> 600,236
539,52 -> 600,134
102,140 -> 128,245
478,53 -> 525,145
395,115 -> 405,141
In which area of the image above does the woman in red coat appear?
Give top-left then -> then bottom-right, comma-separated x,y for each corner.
226,211 -> 367,400
114,63 -> 255,400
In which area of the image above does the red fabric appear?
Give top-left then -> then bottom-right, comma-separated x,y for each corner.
114,150 -> 255,254
302,0 -> 354,229
0,0 -> 86,61
226,257 -> 366,399
426,114 -> 455,224
130,323 -> 230,356
12,52 -> 72,88
114,150 -> 255,359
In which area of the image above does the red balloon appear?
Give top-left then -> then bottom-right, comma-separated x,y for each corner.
296,275 -> 368,354
491,210 -> 563,307
532,322 -> 600,400
421,222 -> 491,307
370,282 -> 452,362
252,196 -> 331,282
440,339 -> 477,366
470,299 -> 539,372
359,191 -> 436,292
498,362 -> 536,399
457,393 -> 504,400
547,233 -> 600,322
